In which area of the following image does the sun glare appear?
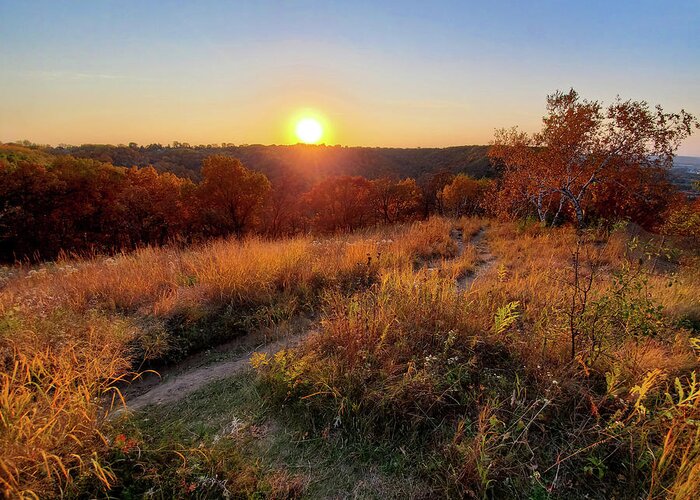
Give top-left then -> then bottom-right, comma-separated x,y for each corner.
296,118 -> 323,144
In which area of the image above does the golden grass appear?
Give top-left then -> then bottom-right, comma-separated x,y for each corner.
0,316 -> 134,497
2,216 -> 699,497
0,219 -> 461,497
254,218 -> 700,497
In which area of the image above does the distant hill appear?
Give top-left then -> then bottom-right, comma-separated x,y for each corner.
43,143 -> 494,185
671,155 -> 700,194
0,143 -> 54,167
674,156 -> 700,170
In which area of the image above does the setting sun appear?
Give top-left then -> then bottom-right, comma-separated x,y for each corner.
295,118 -> 323,144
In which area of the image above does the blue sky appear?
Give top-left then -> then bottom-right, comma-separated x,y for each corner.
1,0 -> 699,153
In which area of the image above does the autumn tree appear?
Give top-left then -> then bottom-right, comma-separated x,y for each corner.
440,174 -> 491,217
0,160 -> 65,260
47,156 -> 125,250
303,176 -> 373,231
418,170 -> 455,217
663,197 -> 700,245
118,166 -> 195,246
197,155 -> 271,237
490,89 -> 698,227
588,163 -> 680,229
262,174 -> 308,236
368,177 -> 422,224
489,128 -> 561,223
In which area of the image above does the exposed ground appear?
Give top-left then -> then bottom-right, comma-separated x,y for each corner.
121,330 -> 310,412
457,226 -> 496,292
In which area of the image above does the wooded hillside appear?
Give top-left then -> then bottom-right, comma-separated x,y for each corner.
44,143 -> 493,184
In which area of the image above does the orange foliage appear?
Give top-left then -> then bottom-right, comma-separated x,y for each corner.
489,89 -> 698,227
440,174 -> 491,217
302,175 -> 373,231
197,155 -> 271,237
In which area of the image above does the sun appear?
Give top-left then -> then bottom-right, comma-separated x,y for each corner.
295,118 -> 323,144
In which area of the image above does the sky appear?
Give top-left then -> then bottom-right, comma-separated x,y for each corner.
1,0 -> 699,154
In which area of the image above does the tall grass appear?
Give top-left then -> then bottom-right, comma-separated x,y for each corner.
0,312 -> 135,497
3,216 -> 699,497
0,219 -> 458,497
254,219 -> 700,497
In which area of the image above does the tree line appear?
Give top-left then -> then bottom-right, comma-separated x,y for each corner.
43,142 -> 493,184
0,148 -> 494,261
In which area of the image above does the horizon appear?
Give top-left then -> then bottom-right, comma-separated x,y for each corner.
6,141 -> 700,161
1,1 -> 700,154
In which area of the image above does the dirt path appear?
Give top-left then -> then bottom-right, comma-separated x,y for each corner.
457,227 -> 496,292
119,332 -> 308,413
429,225 -> 496,292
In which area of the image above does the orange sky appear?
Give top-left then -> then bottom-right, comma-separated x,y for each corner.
1,1 -> 699,154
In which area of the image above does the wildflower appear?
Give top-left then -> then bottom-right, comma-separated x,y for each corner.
424,354 -> 437,366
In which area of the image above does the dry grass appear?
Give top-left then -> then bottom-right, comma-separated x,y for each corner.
254,218 -> 700,498
0,314 -> 134,497
2,216 -> 699,497
0,219 -> 459,497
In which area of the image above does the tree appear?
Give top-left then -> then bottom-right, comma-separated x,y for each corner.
303,176 -> 373,231
663,197 -> 700,244
440,174 -> 491,217
119,166 -> 195,246
0,160 -> 65,260
368,177 -> 422,224
418,170 -> 454,217
262,174 -> 308,236
197,155 -> 271,237
490,89 -> 698,227
588,163 -> 680,229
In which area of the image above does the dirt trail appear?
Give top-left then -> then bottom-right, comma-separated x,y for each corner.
120,224 -> 496,413
428,225 -> 496,292
457,227 -> 496,292
119,332 -> 307,413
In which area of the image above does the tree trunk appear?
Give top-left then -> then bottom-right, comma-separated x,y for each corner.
551,197 -> 565,227
536,192 -> 547,223
572,198 -> 584,228
560,189 -> 584,228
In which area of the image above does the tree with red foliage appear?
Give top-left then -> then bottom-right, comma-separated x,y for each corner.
490,89 -> 698,227
119,166 -> 196,246
262,174 -> 308,236
303,176 -> 373,231
0,160 -> 64,260
368,177 -> 422,224
589,163 -> 681,230
197,155 -> 271,237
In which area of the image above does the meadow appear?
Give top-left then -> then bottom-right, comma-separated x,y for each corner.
1,216 -> 698,498
4,0 -> 700,497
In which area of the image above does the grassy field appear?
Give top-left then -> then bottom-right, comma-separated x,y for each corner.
1,217 -> 699,498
